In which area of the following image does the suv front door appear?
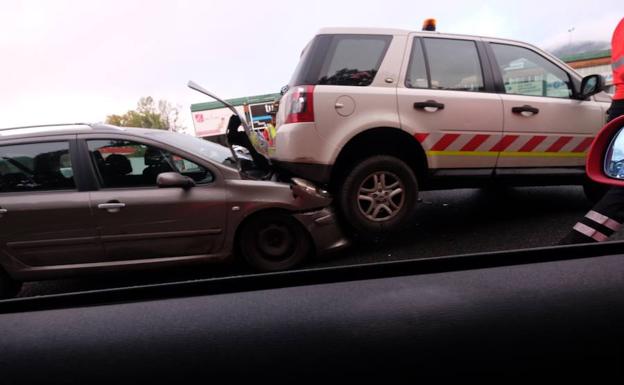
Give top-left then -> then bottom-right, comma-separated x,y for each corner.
82,136 -> 228,263
486,41 -> 605,169
397,36 -> 503,172
0,138 -> 103,276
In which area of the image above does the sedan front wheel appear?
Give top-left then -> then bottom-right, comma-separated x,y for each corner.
240,212 -> 311,272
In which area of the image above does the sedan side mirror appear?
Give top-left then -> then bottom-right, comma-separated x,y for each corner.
157,172 -> 195,189
586,115 -> 624,186
579,74 -> 604,100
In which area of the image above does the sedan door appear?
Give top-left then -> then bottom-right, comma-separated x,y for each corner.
397,36 -> 504,172
0,138 -> 103,275
486,41 -> 605,169
82,136 -> 228,263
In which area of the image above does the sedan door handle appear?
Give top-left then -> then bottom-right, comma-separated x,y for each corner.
414,100 -> 445,111
98,202 -> 126,213
512,105 -> 539,115
0,208 -> 7,217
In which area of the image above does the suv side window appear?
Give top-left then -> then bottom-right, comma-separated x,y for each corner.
0,141 -> 75,193
405,38 -> 429,88
290,34 -> 392,87
422,38 -> 485,92
87,139 -> 213,189
490,43 -> 573,98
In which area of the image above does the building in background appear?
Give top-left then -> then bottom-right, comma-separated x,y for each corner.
561,50 -> 614,94
190,93 -> 280,144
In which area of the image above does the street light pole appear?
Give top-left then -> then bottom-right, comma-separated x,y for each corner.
568,27 -> 575,46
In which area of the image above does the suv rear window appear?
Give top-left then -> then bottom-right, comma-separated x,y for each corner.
290,34 -> 392,87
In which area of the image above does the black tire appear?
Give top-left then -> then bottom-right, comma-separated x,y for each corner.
0,268 -> 21,299
338,155 -> 418,235
240,212 -> 311,272
583,180 -> 609,204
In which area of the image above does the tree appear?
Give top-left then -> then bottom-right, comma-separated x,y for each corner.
106,96 -> 183,131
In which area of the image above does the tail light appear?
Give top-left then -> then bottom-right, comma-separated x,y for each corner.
284,85 -> 315,124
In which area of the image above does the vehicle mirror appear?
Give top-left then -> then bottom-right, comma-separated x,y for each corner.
604,127 -> 624,179
586,115 -> 624,186
579,74 -> 604,100
156,172 -> 195,189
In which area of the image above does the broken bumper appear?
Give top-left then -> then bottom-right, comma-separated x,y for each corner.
293,207 -> 349,257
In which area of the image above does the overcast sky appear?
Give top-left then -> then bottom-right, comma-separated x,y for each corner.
0,0 -> 621,131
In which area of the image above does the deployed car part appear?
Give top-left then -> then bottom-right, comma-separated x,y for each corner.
225,114 -> 271,174
188,81 -> 274,178
187,80 -> 270,159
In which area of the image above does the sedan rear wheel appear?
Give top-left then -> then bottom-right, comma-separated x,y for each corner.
240,212 -> 311,272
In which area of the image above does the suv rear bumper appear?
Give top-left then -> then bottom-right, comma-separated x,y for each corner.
272,160 -> 332,185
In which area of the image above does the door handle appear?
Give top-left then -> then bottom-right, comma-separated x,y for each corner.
512,105 -> 539,115
0,208 -> 7,217
414,100 -> 445,111
98,202 -> 126,213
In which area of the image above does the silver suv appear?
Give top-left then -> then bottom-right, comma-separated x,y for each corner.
271,27 -> 610,234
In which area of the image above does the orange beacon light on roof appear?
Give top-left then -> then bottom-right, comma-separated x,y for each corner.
422,18 -> 436,31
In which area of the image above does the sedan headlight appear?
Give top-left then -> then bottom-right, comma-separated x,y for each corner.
291,177 -> 330,198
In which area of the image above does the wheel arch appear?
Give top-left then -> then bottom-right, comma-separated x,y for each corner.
330,127 -> 428,190
232,208 -> 316,263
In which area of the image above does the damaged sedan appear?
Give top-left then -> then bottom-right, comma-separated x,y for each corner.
0,95 -> 348,297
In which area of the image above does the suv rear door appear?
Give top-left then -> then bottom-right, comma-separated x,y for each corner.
0,137 -> 103,276
485,40 -> 605,170
397,35 -> 503,173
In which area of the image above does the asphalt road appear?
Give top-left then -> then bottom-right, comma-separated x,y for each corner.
18,185 -> 610,298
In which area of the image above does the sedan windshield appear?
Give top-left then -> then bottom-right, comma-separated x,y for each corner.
147,130 -> 237,168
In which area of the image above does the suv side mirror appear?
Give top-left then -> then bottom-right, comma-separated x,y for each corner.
157,172 -> 195,189
579,74 -> 604,100
586,115 -> 624,186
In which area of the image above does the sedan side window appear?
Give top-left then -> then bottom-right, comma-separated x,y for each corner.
490,43 -> 573,98
87,139 -> 213,188
169,154 -> 214,183
0,141 -> 75,193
